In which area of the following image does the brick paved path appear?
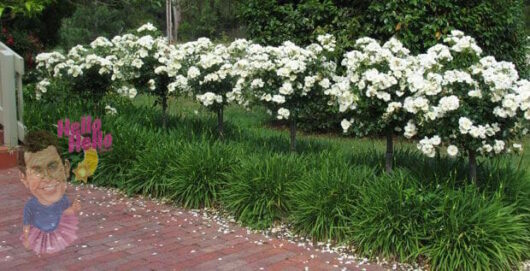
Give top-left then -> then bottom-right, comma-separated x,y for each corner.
0,168 -> 385,271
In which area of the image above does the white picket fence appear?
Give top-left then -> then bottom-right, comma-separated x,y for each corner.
0,42 -> 25,148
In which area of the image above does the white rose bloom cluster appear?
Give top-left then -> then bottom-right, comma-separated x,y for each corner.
33,26 -> 527,159
316,34 -> 336,52
35,38 -> 119,99
417,136 -> 442,158
105,105 -> 118,115
277,108 -> 290,120
168,38 -> 251,109
137,22 -> 157,33
196,92 -> 223,107
402,30 -> 527,158
35,79 -> 51,100
329,36 -> 413,135
237,35 -> 336,120
514,80 -> 530,120
443,30 -> 482,56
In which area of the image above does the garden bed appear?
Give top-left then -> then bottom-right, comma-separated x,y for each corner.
24,91 -> 530,271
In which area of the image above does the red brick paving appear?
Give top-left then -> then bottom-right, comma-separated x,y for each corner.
0,168 -> 385,270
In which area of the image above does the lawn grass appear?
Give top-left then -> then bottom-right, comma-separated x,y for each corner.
136,94 -> 530,171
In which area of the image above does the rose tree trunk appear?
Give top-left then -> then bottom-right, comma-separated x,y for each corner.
385,130 -> 393,173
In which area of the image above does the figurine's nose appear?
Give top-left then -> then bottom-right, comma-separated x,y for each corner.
40,170 -> 56,182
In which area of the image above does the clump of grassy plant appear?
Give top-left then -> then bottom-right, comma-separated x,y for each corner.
351,170 -> 439,262
169,140 -> 241,209
123,138 -> 182,198
289,156 -> 376,242
222,153 -> 307,229
425,186 -> 529,271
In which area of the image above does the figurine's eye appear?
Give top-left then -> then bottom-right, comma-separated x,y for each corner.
31,166 -> 44,176
48,161 -> 59,171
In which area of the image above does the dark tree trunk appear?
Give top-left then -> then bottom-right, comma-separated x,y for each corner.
217,106 -> 224,138
385,130 -> 393,173
290,117 -> 296,152
162,95 -> 168,129
469,149 -> 477,184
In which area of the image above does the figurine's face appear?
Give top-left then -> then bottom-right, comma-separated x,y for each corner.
20,146 -> 70,206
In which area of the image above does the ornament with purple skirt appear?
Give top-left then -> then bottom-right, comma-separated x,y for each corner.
18,130 -> 82,255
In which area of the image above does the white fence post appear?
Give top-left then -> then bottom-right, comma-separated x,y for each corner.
0,42 -> 25,148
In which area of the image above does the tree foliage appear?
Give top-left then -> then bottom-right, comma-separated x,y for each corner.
239,0 -> 529,77
0,0 -> 55,17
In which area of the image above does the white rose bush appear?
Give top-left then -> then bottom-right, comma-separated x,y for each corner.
35,39 -> 115,112
109,24 -> 180,128
33,23 -> 528,180
175,38 -> 250,137
327,36 -> 414,172
402,30 -> 529,183
237,35 -> 337,151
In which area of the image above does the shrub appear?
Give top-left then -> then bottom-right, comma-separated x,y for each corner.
404,31 -> 528,183
236,34 -> 337,151
289,160 -> 375,242
57,2 -> 162,49
179,38 -> 251,136
92,124 -> 154,189
169,141 -> 241,209
425,186 -> 529,271
222,153 -> 306,229
351,171 -> 439,262
123,137 -> 182,198
239,0 -> 528,76
329,36 -> 413,172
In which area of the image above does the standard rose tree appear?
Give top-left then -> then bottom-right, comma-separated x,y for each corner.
328,37 -> 413,172
403,30 -> 529,183
35,38 -> 115,113
109,24 -> 177,129
238,35 -> 337,151
177,39 -> 251,137
18,130 -> 82,255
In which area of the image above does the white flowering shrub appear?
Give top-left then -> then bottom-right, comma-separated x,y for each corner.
403,30 -> 529,181
237,35 -> 337,150
330,37 -> 413,137
328,37 -> 413,171
171,38 -> 251,135
35,40 -> 115,107
109,24 -> 177,127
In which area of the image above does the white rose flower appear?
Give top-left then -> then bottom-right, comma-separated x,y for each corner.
458,117 -> 473,134
272,95 -> 285,104
148,79 -> 156,90
513,143 -> 523,152
447,145 -> 458,157
251,79 -> 265,89
430,135 -> 441,146
279,82 -> 294,95
105,105 -> 118,115
187,66 -> 200,79
319,78 -> 331,89
277,108 -> 290,120
493,140 -> 505,154
404,121 -> 417,139
128,88 -> 137,99
438,95 -> 460,112
341,119 -> 352,133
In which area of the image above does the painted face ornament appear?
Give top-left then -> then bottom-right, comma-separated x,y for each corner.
19,146 -> 81,255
